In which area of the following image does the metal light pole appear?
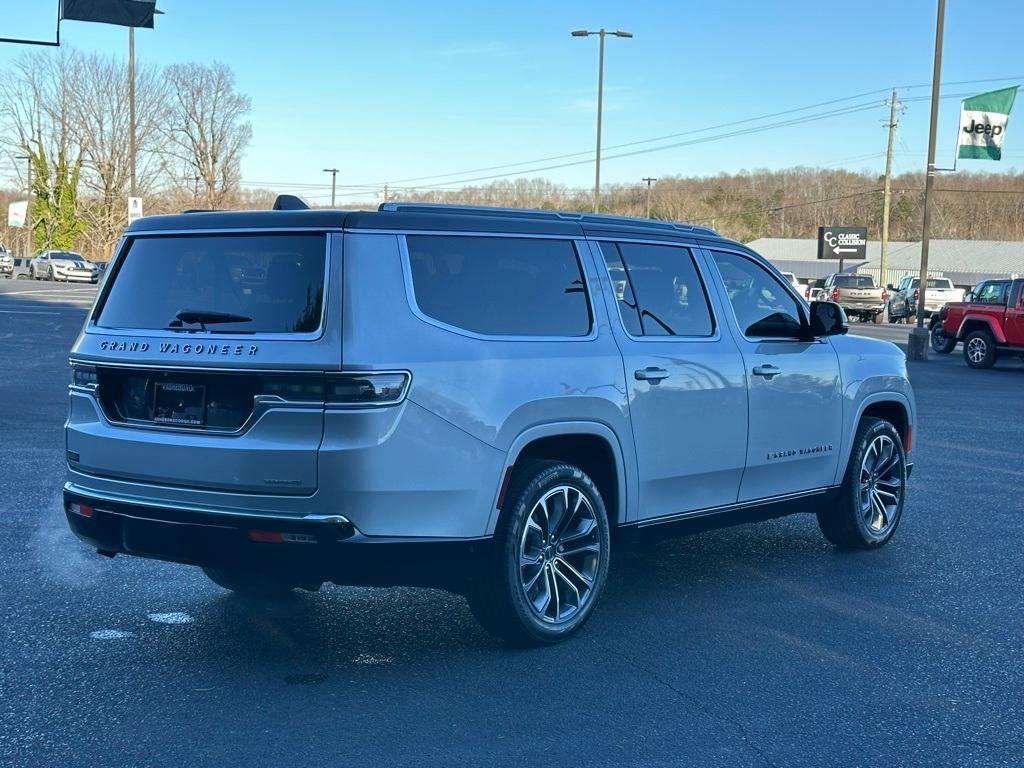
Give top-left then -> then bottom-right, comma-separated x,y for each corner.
323,168 -> 339,206
128,27 -> 137,198
15,153 -> 31,256
571,28 -> 632,213
908,0 -> 946,361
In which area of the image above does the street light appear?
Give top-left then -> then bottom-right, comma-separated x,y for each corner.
323,167 -> 339,207
571,28 -> 632,213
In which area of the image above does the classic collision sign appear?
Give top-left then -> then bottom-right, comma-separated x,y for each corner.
817,226 -> 868,260
98,339 -> 259,356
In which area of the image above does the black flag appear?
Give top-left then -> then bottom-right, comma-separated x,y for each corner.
62,0 -> 159,29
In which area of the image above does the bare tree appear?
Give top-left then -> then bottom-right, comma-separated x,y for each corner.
163,62 -> 252,209
73,53 -> 171,259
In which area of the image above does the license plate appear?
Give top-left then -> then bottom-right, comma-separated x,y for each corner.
153,381 -> 206,426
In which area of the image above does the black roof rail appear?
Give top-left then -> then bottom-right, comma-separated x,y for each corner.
377,201 -> 719,237
273,194 -> 310,211
181,208 -> 217,214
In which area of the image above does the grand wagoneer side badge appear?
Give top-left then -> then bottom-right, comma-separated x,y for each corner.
98,339 -> 259,356
767,444 -> 833,461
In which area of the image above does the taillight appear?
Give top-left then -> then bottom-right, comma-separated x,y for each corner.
912,289 -> 919,303
326,372 -> 409,406
881,289 -> 889,302
804,286 -> 810,299
70,363 -> 99,390
259,372 -> 410,407
831,286 -> 840,301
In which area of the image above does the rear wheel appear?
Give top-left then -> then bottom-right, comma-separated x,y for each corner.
466,460 -> 610,646
817,417 -> 906,549
202,566 -> 299,597
871,312 -> 881,324
963,330 -> 996,369
930,324 -> 956,354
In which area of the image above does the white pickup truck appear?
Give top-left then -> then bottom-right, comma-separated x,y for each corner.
780,271 -> 809,300
886,276 -> 965,323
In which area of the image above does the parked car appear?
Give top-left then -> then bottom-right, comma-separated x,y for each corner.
31,251 -> 100,283
780,271 -> 808,300
887,276 -> 964,323
63,201 -> 915,645
930,278 -> 1024,367
0,248 -> 12,278
820,273 -> 887,323
9,257 -> 33,280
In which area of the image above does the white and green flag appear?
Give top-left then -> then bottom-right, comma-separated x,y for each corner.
957,86 -> 1018,160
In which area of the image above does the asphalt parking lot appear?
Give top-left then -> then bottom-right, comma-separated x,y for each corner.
1,280 -> 1022,768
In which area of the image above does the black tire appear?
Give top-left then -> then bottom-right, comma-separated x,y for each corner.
466,460 -> 611,646
963,329 -> 996,369
871,312 -> 881,324
930,324 -> 956,354
817,417 -> 907,550
202,566 -> 299,597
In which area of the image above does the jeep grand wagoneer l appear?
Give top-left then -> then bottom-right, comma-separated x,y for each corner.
64,201 -> 914,644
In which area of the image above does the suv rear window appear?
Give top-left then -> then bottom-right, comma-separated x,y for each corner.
406,235 -> 591,337
96,234 -> 327,334
833,275 -> 876,288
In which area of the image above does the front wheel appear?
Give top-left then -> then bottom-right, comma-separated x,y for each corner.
466,460 -> 610,646
963,330 -> 996,369
817,417 -> 907,549
202,566 -> 300,597
930,324 -> 956,354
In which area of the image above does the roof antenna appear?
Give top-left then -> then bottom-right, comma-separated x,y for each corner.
273,194 -> 309,211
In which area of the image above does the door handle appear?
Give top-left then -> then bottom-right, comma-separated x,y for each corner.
634,367 -> 670,383
752,364 -> 782,380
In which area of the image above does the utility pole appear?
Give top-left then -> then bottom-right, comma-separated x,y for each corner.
323,168 -> 339,206
128,27 -> 137,199
880,88 -> 899,322
908,0 -> 945,361
642,177 -> 657,218
16,153 -> 31,256
382,183 -> 389,203
571,28 -> 632,213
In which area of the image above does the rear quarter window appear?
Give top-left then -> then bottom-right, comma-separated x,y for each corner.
405,235 -> 592,337
95,233 -> 327,334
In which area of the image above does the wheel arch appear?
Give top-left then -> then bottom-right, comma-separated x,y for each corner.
487,422 -> 630,535
836,392 -> 914,486
957,315 -> 1006,344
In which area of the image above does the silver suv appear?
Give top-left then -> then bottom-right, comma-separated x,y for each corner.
64,201 -> 915,645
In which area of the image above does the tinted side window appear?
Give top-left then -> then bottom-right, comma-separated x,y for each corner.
599,242 -> 713,337
406,236 -> 591,337
711,250 -> 804,338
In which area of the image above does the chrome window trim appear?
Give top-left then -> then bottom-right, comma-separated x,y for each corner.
88,230 -> 335,343
396,234 -> 599,343
588,238 -> 722,344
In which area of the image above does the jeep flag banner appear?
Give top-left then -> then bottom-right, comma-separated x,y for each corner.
7,201 -> 28,228
957,86 -> 1018,161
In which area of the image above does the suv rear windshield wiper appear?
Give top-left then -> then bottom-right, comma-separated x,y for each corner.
166,309 -> 254,333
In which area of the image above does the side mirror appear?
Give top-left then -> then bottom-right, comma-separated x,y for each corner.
964,291 -> 976,302
886,284 -> 895,291
809,300 -> 848,337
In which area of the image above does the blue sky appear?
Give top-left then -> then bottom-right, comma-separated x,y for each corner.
2,0 -> 1023,203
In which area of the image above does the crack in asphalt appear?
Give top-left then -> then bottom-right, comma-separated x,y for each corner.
600,645 -> 781,768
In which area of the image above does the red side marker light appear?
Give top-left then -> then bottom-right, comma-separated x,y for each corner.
70,502 -> 94,518
248,529 -> 284,543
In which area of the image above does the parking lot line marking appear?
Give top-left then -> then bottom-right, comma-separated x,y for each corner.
0,309 -> 64,315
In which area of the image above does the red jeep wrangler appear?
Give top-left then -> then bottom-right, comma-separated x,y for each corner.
930,278 -> 1024,368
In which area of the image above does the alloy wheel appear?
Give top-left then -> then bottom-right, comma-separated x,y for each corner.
518,485 -> 602,625
859,435 -> 903,534
966,337 -> 988,364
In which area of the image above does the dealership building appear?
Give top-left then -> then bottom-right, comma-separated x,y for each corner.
750,238 -> 1024,289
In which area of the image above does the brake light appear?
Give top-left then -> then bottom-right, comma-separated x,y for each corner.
325,372 -> 410,406
804,286 -> 810,299
831,286 -> 840,301
912,289 -> 919,303
881,289 -> 888,302
69,502 -> 94,518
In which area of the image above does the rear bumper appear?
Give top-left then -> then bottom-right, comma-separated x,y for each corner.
63,484 -> 488,589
